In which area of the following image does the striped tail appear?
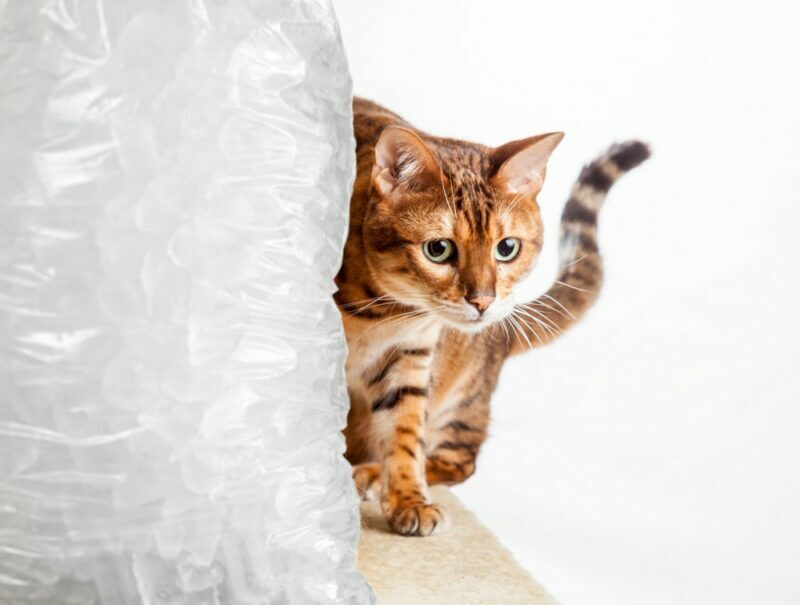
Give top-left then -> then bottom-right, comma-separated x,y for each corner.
506,140 -> 651,356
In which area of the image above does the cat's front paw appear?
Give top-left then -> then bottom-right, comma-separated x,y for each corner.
385,501 -> 449,537
352,463 -> 382,501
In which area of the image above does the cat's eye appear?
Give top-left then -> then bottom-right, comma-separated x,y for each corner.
495,237 -> 521,262
423,239 -> 455,263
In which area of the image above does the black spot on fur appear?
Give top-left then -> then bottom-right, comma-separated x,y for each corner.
349,307 -> 384,319
402,348 -> 431,357
609,140 -> 651,171
444,420 -> 479,433
372,386 -> 428,412
363,284 -> 382,300
400,444 -> 417,459
438,440 -> 478,453
578,165 -> 613,192
457,393 -> 480,409
367,355 -> 401,386
561,199 -> 597,225
575,231 -> 599,254
369,226 -> 413,253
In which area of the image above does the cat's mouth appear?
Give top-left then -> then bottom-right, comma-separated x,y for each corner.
435,307 -> 508,334
384,287 -> 513,333
430,293 -> 519,333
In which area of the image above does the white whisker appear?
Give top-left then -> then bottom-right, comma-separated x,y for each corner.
514,307 -> 561,341
538,293 -> 577,320
353,307 -> 433,345
559,254 -> 588,269
517,305 -> 563,333
439,164 -> 456,217
527,299 -> 569,320
339,295 -> 392,309
554,279 -> 596,294
500,192 -> 527,222
511,311 -> 545,348
506,314 -> 535,350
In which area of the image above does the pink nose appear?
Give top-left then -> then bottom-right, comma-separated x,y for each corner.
467,294 -> 495,314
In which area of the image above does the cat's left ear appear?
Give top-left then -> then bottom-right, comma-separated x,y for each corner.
491,132 -> 564,196
372,126 -> 442,197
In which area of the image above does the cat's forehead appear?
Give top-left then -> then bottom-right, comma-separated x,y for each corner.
435,145 -> 496,202
398,141 -> 540,236
436,142 -> 494,176
439,163 -> 507,237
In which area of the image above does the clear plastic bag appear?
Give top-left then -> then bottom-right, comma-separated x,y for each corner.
0,1 -> 374,602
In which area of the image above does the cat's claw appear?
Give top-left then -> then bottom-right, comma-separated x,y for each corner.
387,502 -> 449,537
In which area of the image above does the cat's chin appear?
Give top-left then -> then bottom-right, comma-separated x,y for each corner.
437,314 -> 495,334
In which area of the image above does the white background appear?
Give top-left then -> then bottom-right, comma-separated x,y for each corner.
332,1 -> 800,604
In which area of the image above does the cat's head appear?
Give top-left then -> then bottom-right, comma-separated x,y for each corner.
363,127 -> 563,333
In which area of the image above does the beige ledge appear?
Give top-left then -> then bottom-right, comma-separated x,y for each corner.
357,486 -> 558,605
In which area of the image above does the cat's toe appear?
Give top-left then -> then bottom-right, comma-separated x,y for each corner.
352,463 -> 382,501
388,502 -> 449,537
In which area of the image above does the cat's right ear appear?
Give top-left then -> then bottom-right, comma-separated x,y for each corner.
490,132 -> 564,196
373,127 -> 442,197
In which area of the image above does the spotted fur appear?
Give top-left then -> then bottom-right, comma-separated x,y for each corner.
337,97 -> 649,536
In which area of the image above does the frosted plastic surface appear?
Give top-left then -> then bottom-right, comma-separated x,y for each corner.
0,1 -> 374,603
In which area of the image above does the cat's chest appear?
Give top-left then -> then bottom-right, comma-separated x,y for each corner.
343,315 -> 441,398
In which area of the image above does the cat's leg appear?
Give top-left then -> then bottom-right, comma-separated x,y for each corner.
360,344 -> 447,536
362,394 -> 491,503
424,394 -> 488,486
352,446 -> 478,500
377,387 -> 448,536
352,462 -> 381,501
425,451 -> 477,486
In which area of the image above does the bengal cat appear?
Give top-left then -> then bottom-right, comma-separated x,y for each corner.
335,97 -> 649,536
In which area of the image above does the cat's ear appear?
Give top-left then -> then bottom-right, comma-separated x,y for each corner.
373,126 -> 442,196
491,132 -> 564,196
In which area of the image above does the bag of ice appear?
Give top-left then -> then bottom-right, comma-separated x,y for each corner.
0,0 -> 374,602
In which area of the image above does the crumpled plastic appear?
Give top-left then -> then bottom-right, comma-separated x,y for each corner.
0,0 -> 374,603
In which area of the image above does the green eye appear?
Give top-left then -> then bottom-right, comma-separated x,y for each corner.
495,237 -> 521,261
423,239 -> 455,263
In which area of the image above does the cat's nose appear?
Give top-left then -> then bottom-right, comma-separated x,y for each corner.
467,293 -> 495,315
